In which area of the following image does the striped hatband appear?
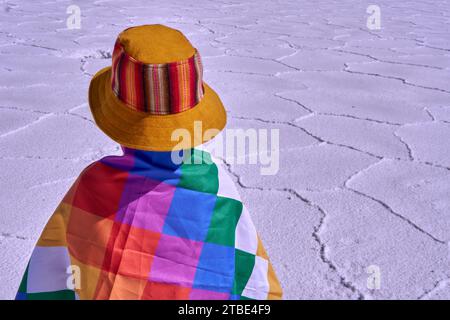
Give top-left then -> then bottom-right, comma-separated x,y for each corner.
111,40 -> 204,115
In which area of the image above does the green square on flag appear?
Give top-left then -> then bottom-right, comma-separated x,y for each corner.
233,249 -> 256,295
178,149 -> 219,194
27,290 -> 76,300
206,196 -> 243,246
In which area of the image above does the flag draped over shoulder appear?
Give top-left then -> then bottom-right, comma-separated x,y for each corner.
16,147 -> 282,300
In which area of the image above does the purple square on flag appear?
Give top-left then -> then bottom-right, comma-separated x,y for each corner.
116,174 -> 176,233
189,288 -> 230,300
149,234 -> 203,287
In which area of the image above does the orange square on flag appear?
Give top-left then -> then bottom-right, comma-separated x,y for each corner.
67,206 -> 114,268
142,281 -> 191,300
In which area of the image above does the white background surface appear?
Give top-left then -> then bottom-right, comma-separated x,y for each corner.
1,0 -> 450,299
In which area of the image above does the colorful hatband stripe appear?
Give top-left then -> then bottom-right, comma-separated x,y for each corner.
111,41 -> 204,115
15,148 -> 282,300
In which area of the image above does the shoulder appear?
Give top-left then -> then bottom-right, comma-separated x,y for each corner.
78,160 -> 128,182
209,154 -> 242,202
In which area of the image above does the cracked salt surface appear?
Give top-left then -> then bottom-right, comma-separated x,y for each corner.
1,0 -> 450,300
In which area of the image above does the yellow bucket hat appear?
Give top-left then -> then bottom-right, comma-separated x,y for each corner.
88,24 -> 227,151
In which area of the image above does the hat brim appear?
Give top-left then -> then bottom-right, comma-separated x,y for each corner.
88,67 -> 227,151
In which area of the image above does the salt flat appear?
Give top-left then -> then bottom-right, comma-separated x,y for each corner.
1,0 -> 449,300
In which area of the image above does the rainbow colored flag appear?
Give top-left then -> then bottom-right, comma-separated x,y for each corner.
16,148 -> 282,300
